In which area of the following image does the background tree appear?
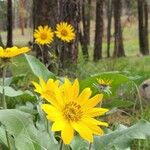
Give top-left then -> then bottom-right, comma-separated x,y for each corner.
79,0 -> 91,60
137,0 -> 149,55
58,0 -> 80,71
93,0 -> 104,61
106,0 -> 113,58
7,0 -> 13,47
33,0 -> 58,67
113,0 -> 125,57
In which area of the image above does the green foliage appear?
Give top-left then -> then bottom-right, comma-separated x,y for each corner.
94,120 -> 150,150
25,54 -> 56,81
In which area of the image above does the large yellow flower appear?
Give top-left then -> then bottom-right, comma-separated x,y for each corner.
55,22 -> 75,42
39,78 -> 108,144
34,25 -> 54,45
0,46 -> 30,58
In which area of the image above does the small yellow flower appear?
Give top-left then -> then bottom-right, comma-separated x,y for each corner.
32,77 -> 60,105
97,79 -> 112,87
55,22 -> 75,42
34,25 -> 54,45
0,46 -> 30,58
38,78 -> 108,144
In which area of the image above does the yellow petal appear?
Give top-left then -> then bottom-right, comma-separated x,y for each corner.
41,104 -> 62,121
85,108 -> 109,117
71,122 -> 93,143
76,88 -> 92,105
83,94 -> 103,109
61,123 -> 74,144
32,81 -> 42,93
51,120 -> 66,131
71,79 -> 79,99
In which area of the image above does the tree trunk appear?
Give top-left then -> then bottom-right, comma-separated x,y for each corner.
79,0 -> 91,60
93,0 -> 104,61
138,0 -> 149,55
7,0 -> 13,47
33,0 -> 58,67
113,0 -> 125,57
19,0 -> 25,35
58,0 -> 80,71
106,0 -> 113,58
0,34 -> 4,47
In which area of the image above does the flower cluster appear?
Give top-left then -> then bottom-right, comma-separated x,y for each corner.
33,22 -> 75,45
32,78 -> 108,144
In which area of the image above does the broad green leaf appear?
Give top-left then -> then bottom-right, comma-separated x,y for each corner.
80,71 -> 131,97
25,54 -> 55,80
70,135 -> 89,150
94,120 -> 150,150
0,109 -> 41,150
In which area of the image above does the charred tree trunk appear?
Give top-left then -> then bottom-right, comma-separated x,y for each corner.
106,0 -> 113,58
138,0 -> 149,55
7,0 -> 13,47
113,0 -> 125,57
93,0 -> 104,61
58,0 -> 80,71
33,0 -> 58,67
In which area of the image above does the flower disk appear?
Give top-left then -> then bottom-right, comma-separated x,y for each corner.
55,22 -> 75,42
35,78 -> 109,144
34,25 -> 54,45
0,46 -> 30,58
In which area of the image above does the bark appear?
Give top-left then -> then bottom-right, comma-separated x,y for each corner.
137,0 -> 149,55
7,0 -> 13,47
93,0 -> 104,61
58,0 -> 80,70
106,0 -> 113,58
113,0 -> 125,57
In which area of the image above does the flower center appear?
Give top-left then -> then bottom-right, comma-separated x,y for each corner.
61,29 -> 68,37
63,101 -> 82,122
40,33 -> 47,40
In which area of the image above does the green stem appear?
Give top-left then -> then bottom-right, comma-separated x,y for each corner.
2,67 -> 11,150
88,143 -> 92,150
59,139 -> 63,150
2,67 -> 7,109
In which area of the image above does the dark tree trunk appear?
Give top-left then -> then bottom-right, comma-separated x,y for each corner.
93,0 -> 104,61
0,34 -> 4,47
58,0 -> 80,70
79,0 -> 91,60
113,0 -> 125,57
7,0 -> 13,47
106,0 -> 113,58
138,0 -> 149,55
33,0 -> 58,66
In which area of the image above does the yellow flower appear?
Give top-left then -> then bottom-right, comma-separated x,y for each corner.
0,46 -> 30,58
40,78 -> 109,144
34,25 -> 54,45
32,77 -> 60,105
55,22 -> 75,42
97,78 -> 112,87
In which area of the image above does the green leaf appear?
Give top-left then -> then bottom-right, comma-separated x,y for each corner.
0,109 -> 41,150
80,71 -> 131,97
94,120 -> 150,150
25,54 -> 55,81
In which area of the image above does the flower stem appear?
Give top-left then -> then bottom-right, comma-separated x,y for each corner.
2,67 -> 7,109
2,67 -> 11,150
88,143 -> 92,150
59,139 -> 63,150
